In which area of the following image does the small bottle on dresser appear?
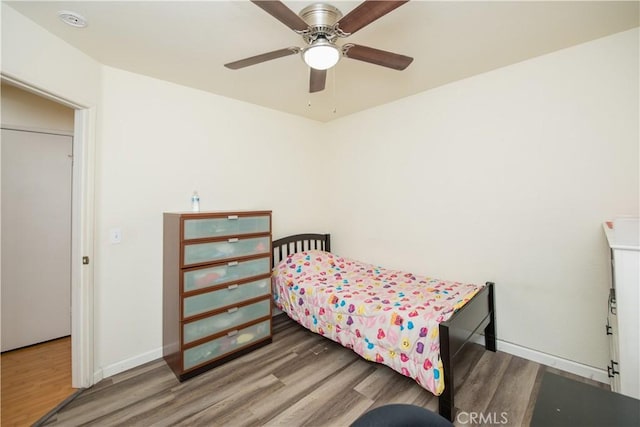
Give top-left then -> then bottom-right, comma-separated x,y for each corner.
191,191 -> 200,212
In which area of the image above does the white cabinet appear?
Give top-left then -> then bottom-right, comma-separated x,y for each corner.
603,220 -> 639,399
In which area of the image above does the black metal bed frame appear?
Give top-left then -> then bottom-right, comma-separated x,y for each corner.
271,233 -> 496,422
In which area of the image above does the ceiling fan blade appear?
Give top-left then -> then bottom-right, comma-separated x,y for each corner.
310,68 -> 327,93
251,1 -> 309,32
224,47 -> 299,70
343,44 -> 413,70
336,0 -> 408,35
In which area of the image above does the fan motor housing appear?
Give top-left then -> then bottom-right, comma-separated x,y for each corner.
300,3 -> 342,26
299,3 -> 343,43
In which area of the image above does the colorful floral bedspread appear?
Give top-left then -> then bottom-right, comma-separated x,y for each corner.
272,250 -> 485,396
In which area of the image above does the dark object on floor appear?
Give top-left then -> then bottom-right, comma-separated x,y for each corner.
350,404 -> 454,427
531,371 -> 640,427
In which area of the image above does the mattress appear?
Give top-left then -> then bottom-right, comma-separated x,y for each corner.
272,250 -> 485,396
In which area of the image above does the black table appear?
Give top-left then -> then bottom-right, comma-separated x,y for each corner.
532,371 -> 640,427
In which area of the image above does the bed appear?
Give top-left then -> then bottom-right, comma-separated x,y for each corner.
271,233 -> 496,421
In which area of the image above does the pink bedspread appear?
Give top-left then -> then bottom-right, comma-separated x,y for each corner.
272,250 -> 485,396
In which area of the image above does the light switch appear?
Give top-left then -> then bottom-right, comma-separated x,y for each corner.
109,228 -> 122,244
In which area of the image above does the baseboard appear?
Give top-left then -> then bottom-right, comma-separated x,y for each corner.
472,336 -> 609,384
93,369 -> 103,385
97,347 -> 163,380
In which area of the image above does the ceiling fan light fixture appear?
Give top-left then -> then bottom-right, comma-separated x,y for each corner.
303,39 -> 340,70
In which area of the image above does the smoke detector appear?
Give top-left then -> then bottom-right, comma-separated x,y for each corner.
58,10 -> 87,28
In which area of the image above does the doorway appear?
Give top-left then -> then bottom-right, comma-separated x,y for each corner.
1,85 -> 77,424
0,76 -> 95,391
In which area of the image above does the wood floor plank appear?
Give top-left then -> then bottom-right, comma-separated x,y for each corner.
272,343 -> 358,387
80,389 -> 176,427
250,347 -> 360,422
176,374 -> 284,427
50,363 -> 178,425
1,337 -> 75,427
354,363 -> 428,406
304,389 -> 374,427
115,353 -> 298,426
353,363 -> 402,399
453,349 -> 513,417
482,355 -> 540,426
264,359 -> 373,426
36,316 -> 614,427
411,389 -> 440,414
451,343 -> 488,390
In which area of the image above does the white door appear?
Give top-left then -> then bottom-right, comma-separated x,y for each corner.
1,128 -> 73,351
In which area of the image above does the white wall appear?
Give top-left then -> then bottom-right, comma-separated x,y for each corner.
1,83 -> 74,132
95,66 -> 325,372
322,28 -> 639,370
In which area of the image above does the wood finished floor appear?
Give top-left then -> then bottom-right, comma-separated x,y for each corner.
1,336 -> 76,427
41,315 -> 608,426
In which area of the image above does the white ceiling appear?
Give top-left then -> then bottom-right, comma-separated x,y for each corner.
6,1 -> 639,122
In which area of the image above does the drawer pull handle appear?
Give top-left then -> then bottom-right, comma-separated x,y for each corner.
227,284 -> 239,290
228,238 -> 239,243
606,325 -> 613,335
227,330 -> 238,337
227,307 -> 239,314
228,215 -> 239,220
227,261 -> 239,267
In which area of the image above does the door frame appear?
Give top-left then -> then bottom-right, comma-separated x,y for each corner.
1,73 -> 95,388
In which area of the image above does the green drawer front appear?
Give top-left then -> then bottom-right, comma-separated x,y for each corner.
183,215 -> 270,240
183,257 -> 270,292
183,236 -> 270,267
184,277 -> 270,318
183,320 -> 271,371
183,299 -> 271,344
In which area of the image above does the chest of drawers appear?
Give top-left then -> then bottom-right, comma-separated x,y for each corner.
163,211 -> 272,381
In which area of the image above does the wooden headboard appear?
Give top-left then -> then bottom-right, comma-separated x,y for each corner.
271,233 -> 331,267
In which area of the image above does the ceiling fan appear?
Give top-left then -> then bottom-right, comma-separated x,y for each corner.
224,0 -> 414,93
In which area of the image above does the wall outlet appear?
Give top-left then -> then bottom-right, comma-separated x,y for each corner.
109,228 -> 122,244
